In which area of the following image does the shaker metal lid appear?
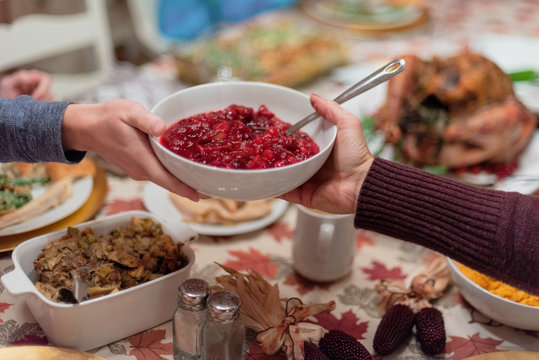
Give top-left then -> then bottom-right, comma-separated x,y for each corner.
178,278 -> 211,307
207,290 -> 241,321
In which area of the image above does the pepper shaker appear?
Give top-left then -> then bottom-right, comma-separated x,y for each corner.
202,290 -> 245,360
173,278 -> 211,360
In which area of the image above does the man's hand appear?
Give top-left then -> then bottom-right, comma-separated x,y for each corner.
62,99 -> 200,202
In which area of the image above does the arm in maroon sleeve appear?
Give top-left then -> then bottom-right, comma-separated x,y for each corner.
355,158 -> 539,295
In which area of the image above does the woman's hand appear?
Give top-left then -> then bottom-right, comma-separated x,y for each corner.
0,70 -> 53,100
280,94 -> 374,214
61,99 -> 200,202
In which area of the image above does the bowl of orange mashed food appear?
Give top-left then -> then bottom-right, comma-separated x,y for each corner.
457,263 -> 539,307
448,259 -> 539,331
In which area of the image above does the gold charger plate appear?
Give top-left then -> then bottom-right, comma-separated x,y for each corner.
0,345 -> 106,360
0,165 -> 107,252
464,352 -> 539,360
301,0 -> 429,35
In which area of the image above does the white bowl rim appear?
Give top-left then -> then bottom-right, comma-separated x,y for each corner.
447,258 -> 539,310
8,211 -> 195,309
149,81 -> 337,174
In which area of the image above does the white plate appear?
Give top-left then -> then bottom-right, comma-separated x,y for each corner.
0,176 -> 94,236
468,34 -> 539,113
494,130 -> 539,194
142,182 -> 289,236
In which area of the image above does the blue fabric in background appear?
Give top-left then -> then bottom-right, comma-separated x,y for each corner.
218,0 -> 296,22
158,0 -> 297,41
158,0 -> 213,41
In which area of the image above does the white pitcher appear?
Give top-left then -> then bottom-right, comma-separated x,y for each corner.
292,205 -> 357,282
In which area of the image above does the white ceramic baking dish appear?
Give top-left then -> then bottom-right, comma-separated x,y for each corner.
1,210 -> 197,351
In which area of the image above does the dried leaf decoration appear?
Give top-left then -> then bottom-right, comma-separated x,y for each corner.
375,256 -> 451,313
214,263 -> 336,360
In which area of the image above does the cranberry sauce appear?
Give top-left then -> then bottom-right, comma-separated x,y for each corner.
160,105 -> 320,169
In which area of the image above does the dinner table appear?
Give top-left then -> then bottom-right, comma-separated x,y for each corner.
1,1 -> 539,359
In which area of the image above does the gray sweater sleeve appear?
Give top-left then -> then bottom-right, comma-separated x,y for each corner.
0,95 -> 85,163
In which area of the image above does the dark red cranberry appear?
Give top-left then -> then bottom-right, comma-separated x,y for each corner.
160,104 -> 319,169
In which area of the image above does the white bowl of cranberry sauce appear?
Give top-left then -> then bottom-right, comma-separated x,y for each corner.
149,81 -> 337,201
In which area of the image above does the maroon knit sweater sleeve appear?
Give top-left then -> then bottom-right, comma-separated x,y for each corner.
355,158 -> 539,295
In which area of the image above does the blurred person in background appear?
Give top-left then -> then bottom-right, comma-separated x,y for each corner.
282,94 -> 539,296
0,69 -> 52,100
0,69 -> 199,201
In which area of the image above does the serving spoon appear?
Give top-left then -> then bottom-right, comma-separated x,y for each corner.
59,268 -> 90,304
286,58 -> 406,135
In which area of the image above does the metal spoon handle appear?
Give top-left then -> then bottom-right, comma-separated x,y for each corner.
286,58 -> 406,135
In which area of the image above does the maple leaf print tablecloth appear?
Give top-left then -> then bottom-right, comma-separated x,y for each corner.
0,174 -> 537,359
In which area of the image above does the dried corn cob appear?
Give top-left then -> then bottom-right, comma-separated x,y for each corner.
373,304 -> 415,355
318,329 -> 371,360
304,341 -> 330,360
415,307 -> 446,355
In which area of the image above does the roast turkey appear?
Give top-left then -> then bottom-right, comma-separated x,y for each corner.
375,53 -> 537,168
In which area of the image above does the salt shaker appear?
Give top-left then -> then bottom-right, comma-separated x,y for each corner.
202,290 -> 245,360
173,278 -> 211,360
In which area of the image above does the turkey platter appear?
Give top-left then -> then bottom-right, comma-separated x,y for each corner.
375,53 -> 537,170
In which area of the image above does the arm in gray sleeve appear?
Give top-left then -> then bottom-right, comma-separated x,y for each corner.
0,95 -> 85,163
